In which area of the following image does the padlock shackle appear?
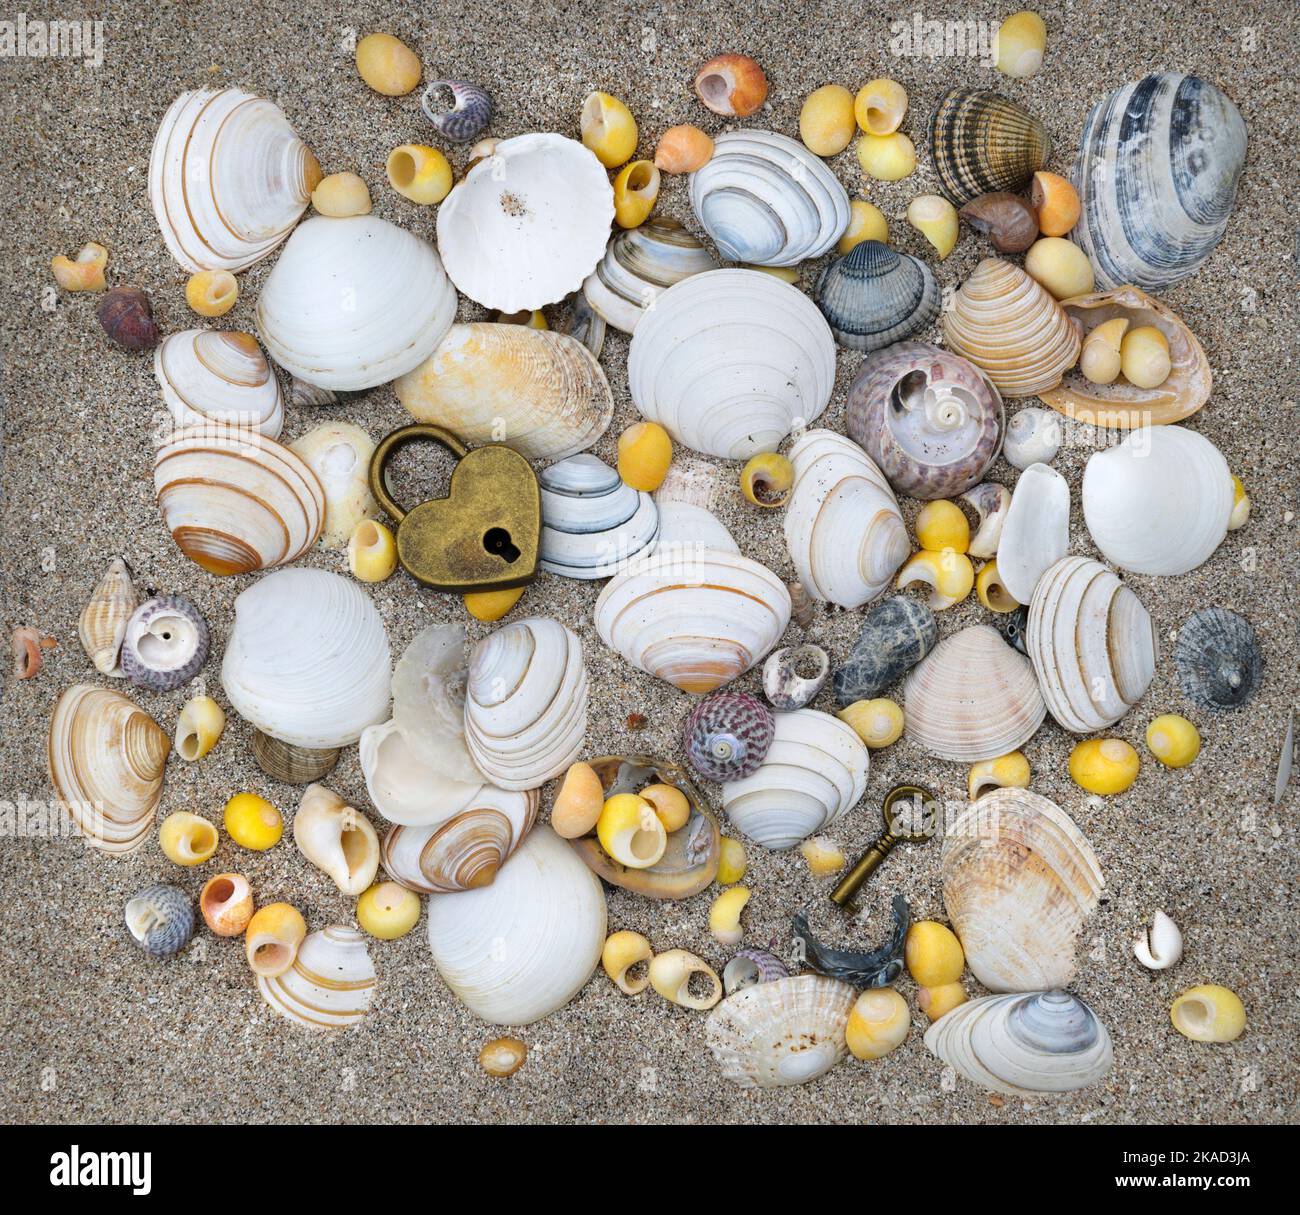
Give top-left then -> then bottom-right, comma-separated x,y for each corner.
368,423 -> 470,523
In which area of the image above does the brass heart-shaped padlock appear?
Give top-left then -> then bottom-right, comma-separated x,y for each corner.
368,423 -> 540,593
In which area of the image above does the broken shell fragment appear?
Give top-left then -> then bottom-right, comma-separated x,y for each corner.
12,627 -> 53,680
290,422 -> 378,550
907,194 -> 958,258
710,886 -> 751,946
996,462 -> 1068,606
1133,909 -> 1183,970
959,482 -> 1011,559
649,949 -> 723,1010
762,644 -> 830,712
800,835 -> 846,876
793,894 -> 909,987
51,241 -> 108,291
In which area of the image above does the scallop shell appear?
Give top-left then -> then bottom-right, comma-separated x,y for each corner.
149,88 -> 319,273
539,453 -> 658,579
942,787 -> 1103,992
683,692 -> 776,782
252,730 -> 339,785
594,546 -> 792,695
255,214 -> 458,391
258,926 -> 376,1031
996,462 -> 1069,605
125,885 -> 194,957
904,625 -> 1046,762
720,709 -> 869,851
78,556 -> 137,678
1040,287 -> 1212,428
628,269 -> 836,460
394,324 -> 614,461
221,568 -> 391,749
1072,73 -> 1247,292
832,595 -> 938,706
814,240 -> 940,353
706,974 -> 856,1089
925,990 -> 1113,1096
464,618 -> 588,791
436,132 -> 614,312
1174,607 -> 1262,711
288,421 -> 378,549
1081,426 -> 1233,576
722,949 -> 789,995
582,217 -> 719,334
689,129 -> 851,266
426,825 -> 607,1026
389,624 -> 481,786
153,423 -> 325,575
1027,556 -> 1158,733
120,595 -> 210,693
154,330 -> 284,438
929,89 -> 1050,207
783,429 -> 910,609
47,684 -> 170,855
846,341 -> 1004,500
421,80 -> 492,143
941,259 -> 1081,398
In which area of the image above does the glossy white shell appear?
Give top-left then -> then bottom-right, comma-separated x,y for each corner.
389,624 -> 481,785
292,784 -> 381,895
153,330 -> 284,438
360,719 -> 483,826
1003,406 -> 1061,469
258,926 -> 377,1031
996,462 -> 1069,605
540,453 -> 659,579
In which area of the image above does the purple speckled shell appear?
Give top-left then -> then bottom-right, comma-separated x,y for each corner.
722,948 -> 789,994
120,595 -> 210,693
845,341 -> 1004,500
683,692 -> 775,783
421,81 -> 493,143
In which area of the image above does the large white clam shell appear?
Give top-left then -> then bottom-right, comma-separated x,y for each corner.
153,330 -> 283,438
436,132 -> 614,311
464,618 -> 588,791
258,926 -> 376,1031
540,453 -> 658,579
689,130 -> 850,266
720,709 -> 869,850
628,269 -> 836,460
1081,426 -> 1232,576
706,974 -> 856,1088
426,825 -> 606,1025
784,429 -> 910,609
222,568 -> 391,749
149,88 -> 319,273
1027,556 -> 1157,733
904,625 -> 1046,762
996,461 -> 1069,605
942,787 -> 1104,992
255,215 -> 457,391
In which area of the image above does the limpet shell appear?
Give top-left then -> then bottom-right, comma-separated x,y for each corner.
1174,608 -> 1262,711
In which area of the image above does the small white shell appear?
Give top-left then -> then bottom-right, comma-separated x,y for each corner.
154,330 -> 284,438
540,453 -> 658,579
996,462 -> 1069,605
289,421 -> 379,549
258,926 -> 376,1031
1003,407 -> 1061,470
762,644 -> 830,712
1133,910 -> 1183,970
960,482 -> 1011,560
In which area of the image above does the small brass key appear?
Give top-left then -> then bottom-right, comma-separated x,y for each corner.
830,783 -> 938,907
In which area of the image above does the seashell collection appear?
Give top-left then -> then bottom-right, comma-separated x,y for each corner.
33,11 -> 1279,1121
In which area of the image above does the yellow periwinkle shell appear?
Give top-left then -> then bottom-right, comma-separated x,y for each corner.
581,91 -> 638,168
312,171 -> 372,218
857,131 -> 916,181
717,837 -> 747,885
846,988 -> 910,1061
596,793 -> 666,869
905,920 -> 965,987
837,699 -> 904,749
464,586 -> 525,622
968,750 -> 1031,799
854,78 -> 908,136
602,929 -> 653,994
50,241 -> 108,292
915,500 -> 969,553
347,520 -> 397,584
799,84 -> 856,157
1079,316 -> 1128,385
158,811 -> 218,866
917,982 -> 968,1021
896,549 -> 974,611
740,452 -> 794,508
355,32 -> 422,97
1170,984 -> 1246,1043
641,783 -> 690,833
907,195 -> 959,260
975,560 -> 1020,613
1228,475 -> 1251,530
617,421 -> 672,491
1069,738 -> 1139,795
185,270 -> 238,318
838,199 -> 889,253
1024,237 -> 1094,300
1120,325 -> 1172,389
1146,714 -> 1201,768
386,144 -> 452,205
995,11 -> 1047,79
613,160 -> 660,229
356,881 -> 421,940
224,792 -> 283,851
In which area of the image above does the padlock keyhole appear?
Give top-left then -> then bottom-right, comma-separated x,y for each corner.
483,527 -> 521,563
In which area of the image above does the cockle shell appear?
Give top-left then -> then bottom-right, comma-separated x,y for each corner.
255,214 -> 458,391
925,990 -> 1113,1096
289,421 -> 379,549
846,341 -> 1004,499
996,462 -> 1069,605
720,708 -> 869,851
394,323 -> 614,461
154,423 -> 325,575
582,217 -> 719,334
929,89 -> 1050,207
1174,607 -> 1262,711
1072,73 -> 1247,292
783,430 -> 909,610
426,825 -> 607,1025
421,80 -> 492,143
293,784 -> 381,895
539,453 -> 658,579
258,925 -> 376,1031
942,787 -> 1103,992
683,692 -> 776,782
904,625 -> 1046,762
464,618 -> 588,790
120,595 -> 210,693
689,130 -> 851,266
832,595 -> 937,706
78,556 -> 137,678
149,88 -> 319,273
1027,557 -> 1158,733
47,684 -> 170,855
125,885 -> 194,956
154,330 -> 284,438
942,259 -> 1081,398
222,568 -> 391,749
706,974 -> 856,1089
815,240 -> 940,353
1081,426 -> 1233,576
628,269 -> 836,460
436,132 -> 614,312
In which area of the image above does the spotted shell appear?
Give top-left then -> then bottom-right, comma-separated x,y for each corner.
120,595 -> 210,693
683,692 -> 776,782
125,885 -> 194,956
1174,608 -> 1262,711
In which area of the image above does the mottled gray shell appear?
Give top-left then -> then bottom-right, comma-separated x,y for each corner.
683,692 -> 776,782
723,948 -> 789,995
1175,607 -> 1262,710
815,240 -> 940,353
762,644 -> 829,712
929,89 -> 1050,207
421,81 -> 493,143
120,595 -> 210,692
833,595 -> 939,706
125,884 -> 194,957
792,894 -> 910,987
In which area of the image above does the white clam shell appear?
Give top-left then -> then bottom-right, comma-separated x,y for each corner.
628,269 -> 836,460
904,625 -> 1046,762
149,88 -> 318,273
154,330 -> 284,438
1081,426 -> 1232,576
1027,556 -> 1157,733
389,624 -> 481,785
996,462 -> 1069,605
540,453 -> 659,579
289,421 -> 378,549
255,215 -> 457,391
436,132 -> 614,311
221,568 -> 391,749
292,784 -> 381,896
1133,909 -> 1183,970
464,618 -> 588,791
784,429 -> 910,609
426,825 -> 607,1025
720,709 -> 868,850
359,718 -> 483,826
258,926 -> 376,1031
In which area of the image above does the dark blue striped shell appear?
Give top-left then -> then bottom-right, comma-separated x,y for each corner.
421,81 -> 493,144
814,240 -> 940,353
125,884 -> 194,957
683,692 -> 775,782
1174,607 -> 1261,710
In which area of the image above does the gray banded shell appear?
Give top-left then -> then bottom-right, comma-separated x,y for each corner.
120,595 -> 210,693
539,454 -> 658,579
582,218 -> 718,334
723,948 -> 789,995
815,240 -> 940,353
1174,608 -> 1262,711
689,129 -> 851,266
552,291 -> 606,359
421,80 -> 493,143
683,691 -> 776,782
832,595 -> 938,706
252,729 -> 340,784
125,885 -> 194,957
1072,73 -> 1247,292
929,89 -> 1050,206
845,341 -> 1004,499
